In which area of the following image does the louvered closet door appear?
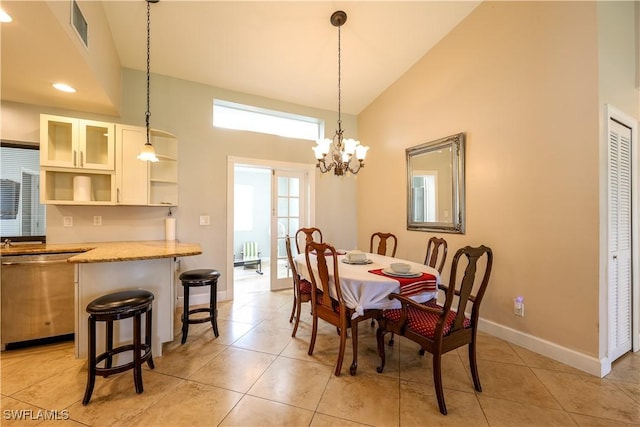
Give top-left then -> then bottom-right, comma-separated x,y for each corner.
608,118 -> 633,362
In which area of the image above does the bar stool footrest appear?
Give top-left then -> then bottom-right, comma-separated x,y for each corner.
185,307 -> 214,324
94,344 -> 153,377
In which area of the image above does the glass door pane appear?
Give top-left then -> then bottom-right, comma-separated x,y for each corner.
271,170 -> 306,291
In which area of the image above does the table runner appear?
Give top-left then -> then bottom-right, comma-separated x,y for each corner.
368,268 -> 437,296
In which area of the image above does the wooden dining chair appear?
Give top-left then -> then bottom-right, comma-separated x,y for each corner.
369,232 -> 399,328
385,236 -> 449,347
370,232 -> 397,257
376,245 -> 493,415
295,227 -> 323,253
305,241 -> 380,376
424,236 -> 448,273
285,235 -> 318,337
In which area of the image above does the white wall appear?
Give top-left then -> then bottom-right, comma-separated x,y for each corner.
1,69 -> 360,298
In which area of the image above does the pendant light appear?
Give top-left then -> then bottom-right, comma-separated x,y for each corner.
137,0 -> 159,162
312,10 -> 369,176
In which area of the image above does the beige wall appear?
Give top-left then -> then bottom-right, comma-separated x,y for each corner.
596,1 -> 640,362
358,1 -> 602,355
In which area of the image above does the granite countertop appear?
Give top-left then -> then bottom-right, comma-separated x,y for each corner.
0,240 -> 202,263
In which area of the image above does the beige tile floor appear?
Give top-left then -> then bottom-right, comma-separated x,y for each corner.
1,285 -> 639,427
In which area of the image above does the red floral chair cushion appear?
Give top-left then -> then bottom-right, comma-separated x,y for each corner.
383,301 -> 470,339
299,278 -> 313,295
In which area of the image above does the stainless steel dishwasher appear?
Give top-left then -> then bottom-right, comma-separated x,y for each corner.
1,252 -> 76,350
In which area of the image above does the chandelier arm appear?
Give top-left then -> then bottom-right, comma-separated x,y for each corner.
347,160 -> 363,174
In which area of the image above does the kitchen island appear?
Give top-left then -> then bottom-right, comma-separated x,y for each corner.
1,240 -> 202,359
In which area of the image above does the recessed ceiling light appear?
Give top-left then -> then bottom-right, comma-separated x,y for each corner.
0,8 -> 12,23
53,83 -> 76,93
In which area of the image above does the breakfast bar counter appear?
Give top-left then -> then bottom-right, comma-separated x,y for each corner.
0,240 -> 202,261
2,240 -> 202,359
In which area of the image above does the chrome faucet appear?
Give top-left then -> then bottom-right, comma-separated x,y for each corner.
3,239 -> 11,248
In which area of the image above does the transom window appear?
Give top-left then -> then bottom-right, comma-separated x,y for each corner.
213,99 -> 321,141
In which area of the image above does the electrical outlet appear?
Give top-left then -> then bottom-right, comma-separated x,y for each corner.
199,215 -> 210,226
93,216 -> 102,226
513,297 -> 524,317
63,216 -> 73,227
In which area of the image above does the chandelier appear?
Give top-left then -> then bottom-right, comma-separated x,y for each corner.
312,11 -> 369,176
137,0 -> 159,162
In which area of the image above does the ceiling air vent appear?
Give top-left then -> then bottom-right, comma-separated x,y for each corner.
71,0 -> 88,48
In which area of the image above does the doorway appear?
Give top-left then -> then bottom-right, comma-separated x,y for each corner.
227,157 -> 315,300
233,166 -> 271,295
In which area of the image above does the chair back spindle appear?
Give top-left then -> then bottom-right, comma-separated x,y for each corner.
305,241 -> 344,310
445,246 -> 493,334
370,232 -> 398,257
424,237 -> 448,273
296,227 -> 323,253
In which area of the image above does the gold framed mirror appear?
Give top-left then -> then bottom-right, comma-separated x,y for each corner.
406,133 -> 465,233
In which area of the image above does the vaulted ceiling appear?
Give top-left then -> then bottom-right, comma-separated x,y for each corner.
1,1 -> 480,116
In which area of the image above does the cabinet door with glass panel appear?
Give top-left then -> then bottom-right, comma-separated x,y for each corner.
40,114 -> 115,170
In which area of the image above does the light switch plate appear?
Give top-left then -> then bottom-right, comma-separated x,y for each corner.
93,216 -> 102,226
199,215 -> 210,226
63,216 -> 73,227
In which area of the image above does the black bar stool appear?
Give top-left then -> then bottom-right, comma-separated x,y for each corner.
179,269 -> 220,344
83,289 -> 155,406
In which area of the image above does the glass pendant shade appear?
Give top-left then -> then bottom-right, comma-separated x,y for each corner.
137,142 -> 159,162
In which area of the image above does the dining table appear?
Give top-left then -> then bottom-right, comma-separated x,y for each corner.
293,250 -> 440,374
294,251 -> 440,319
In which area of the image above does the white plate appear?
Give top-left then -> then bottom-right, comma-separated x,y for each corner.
382,268 -> 422,278
341,258 -> 373,265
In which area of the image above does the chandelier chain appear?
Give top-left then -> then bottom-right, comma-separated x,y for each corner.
337,22 -> 342,133
312,10 -> 367,176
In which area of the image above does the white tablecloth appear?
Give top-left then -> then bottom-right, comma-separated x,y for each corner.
294,252 -> 439,319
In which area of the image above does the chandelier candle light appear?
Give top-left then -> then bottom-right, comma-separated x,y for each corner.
137,0 -> 159,162
313,11 -> 369,176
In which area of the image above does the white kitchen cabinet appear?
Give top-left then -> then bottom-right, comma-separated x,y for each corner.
40,168 -> 115,205
149,129 -> 178,206
115,124 -> 149,205
40,115 -> 115,170
40,115 -> 177,206
40,114 -> 116,205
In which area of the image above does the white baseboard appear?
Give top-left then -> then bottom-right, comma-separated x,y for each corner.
175,293 -> 610,377
478,318 -> 608,377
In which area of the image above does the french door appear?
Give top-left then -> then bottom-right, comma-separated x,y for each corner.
227,156 -> 314,299
271,170 -> 308,290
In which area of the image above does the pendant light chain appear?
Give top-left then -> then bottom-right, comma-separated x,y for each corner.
137,0 -> 159,162
145,0 -> 152,144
